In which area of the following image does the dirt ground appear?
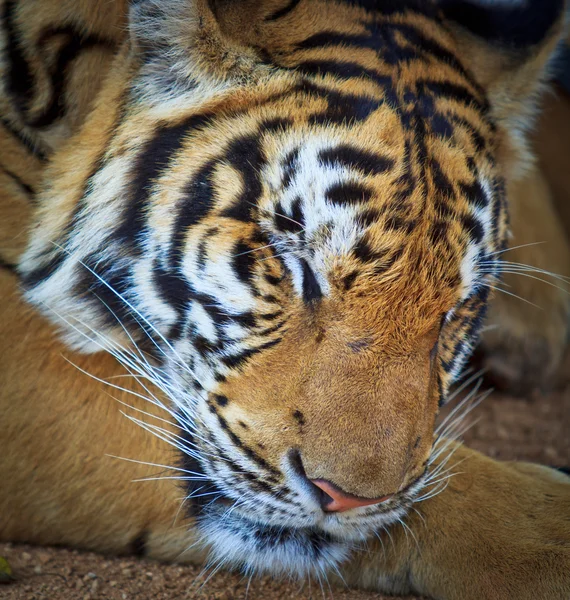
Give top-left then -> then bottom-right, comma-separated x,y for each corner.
2,359 -> 569,600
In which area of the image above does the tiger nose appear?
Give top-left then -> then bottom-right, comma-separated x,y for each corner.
310,478 -> 392,513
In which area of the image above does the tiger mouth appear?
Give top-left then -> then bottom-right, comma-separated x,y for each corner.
186,464 -> 425,577
187,457 -> 424,529
180,426 -> 427,575
193,484 -> 423,578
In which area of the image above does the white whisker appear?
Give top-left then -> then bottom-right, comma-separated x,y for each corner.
105,454 -> 198,475
397,517 -> 421,556
486,241 -> 546,257
481,268 -> 569,293
480,282 -> 542,309
413,479 -> 450,503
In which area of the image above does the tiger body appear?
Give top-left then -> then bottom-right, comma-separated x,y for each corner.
1,1 -> 570,598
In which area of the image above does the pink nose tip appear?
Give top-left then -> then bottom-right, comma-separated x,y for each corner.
310,479 -> 392,513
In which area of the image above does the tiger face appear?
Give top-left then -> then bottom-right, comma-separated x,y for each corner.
17,0 -> 563,578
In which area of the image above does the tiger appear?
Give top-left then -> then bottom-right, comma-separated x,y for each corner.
1,0 -> 570,598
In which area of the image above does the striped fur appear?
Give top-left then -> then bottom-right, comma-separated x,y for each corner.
2,0 -> 568,581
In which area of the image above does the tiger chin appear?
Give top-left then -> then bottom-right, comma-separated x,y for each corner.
1,0 -> 570,599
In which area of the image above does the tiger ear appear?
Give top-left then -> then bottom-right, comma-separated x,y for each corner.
441,0 -> 567,124
129,0 -> 264,94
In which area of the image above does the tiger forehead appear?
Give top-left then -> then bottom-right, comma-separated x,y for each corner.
148,7 -> 495,227
125,0 -> 498,232
132,7 -> 498,308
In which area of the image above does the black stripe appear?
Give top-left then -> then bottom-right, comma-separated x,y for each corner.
213,394 -> 229,407
274,200 -> 303,234
281,147 -> 300,188
259,310 -> 284,321
353,237 -> 388,264
296,59 -> 392,89
21,250 -> 67,289
152,260 -> 191,313
319,145 -> 394,177
220,134 -> 266,223
256,319 -> 288,337
115,112 -> 215,252
325,181 -> 372,205
2,0 -> 34,112
0,257 -> 18,275
0,117 -> 47,161
232,311 -> 257,329
302,83 -> 385,127
169,160 -> 217,269
191,334 -> 216,358
260,117 -> 294,133
429,158 -> 454,200
265,0 -> 302,21
29,27 -> 114,129
264,272 -> 283,286
1,165 -> 35,197
207,401 -> 281,476
300,259 -> 322,303
357,208 -> 381,228
290,197 -> 304,231
492,178 -> 507,242
221,338 -> 281,370
196,236 -> 209,270
438,372 -> 445,407
460,180 -> 489,208
292,80 -> 382,125
74,251 -> 140,332
461,213 -> 484,244
232,241 -> 256,286
420,80 -> 488,115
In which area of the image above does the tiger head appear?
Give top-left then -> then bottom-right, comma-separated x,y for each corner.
20,0 -> 565,578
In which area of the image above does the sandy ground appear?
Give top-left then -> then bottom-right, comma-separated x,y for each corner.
2,362 -> 569,600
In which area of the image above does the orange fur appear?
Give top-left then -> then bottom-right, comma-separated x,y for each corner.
1,1 -> 570,597
1,258 -> 569,597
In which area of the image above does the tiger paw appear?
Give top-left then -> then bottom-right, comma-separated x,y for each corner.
413,451 -> 570,600
344,443 -> 570,600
